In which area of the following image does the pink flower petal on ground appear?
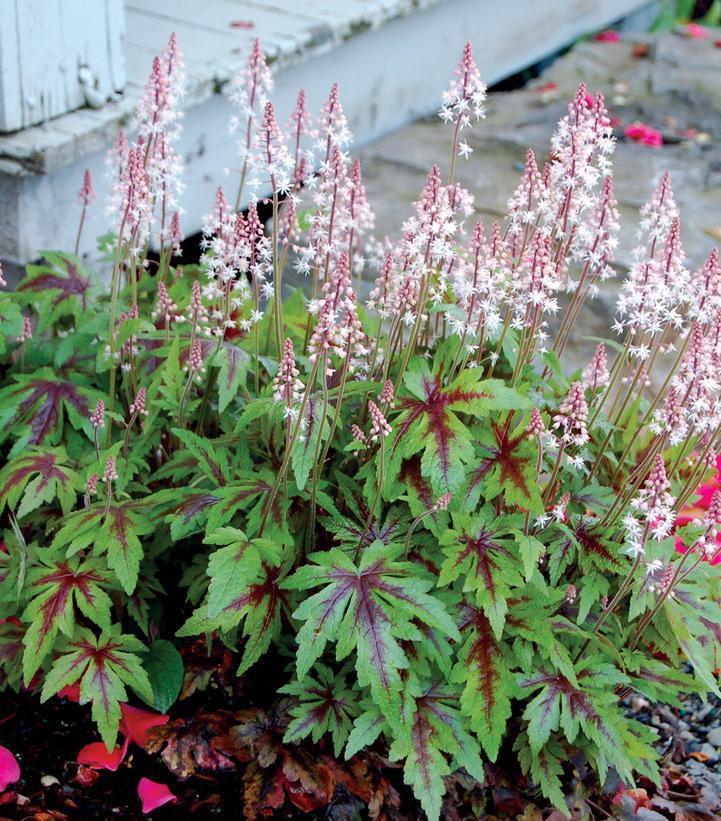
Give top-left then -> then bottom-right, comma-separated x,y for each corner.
77,738 -> 129,771
57,683 -> 81,702
120,704 -> 169,747
624,123 -> 663,147
685,22 -> 708,38
594,30 -> 620,42
138,778 -> 177,814
0,746 -> 20,791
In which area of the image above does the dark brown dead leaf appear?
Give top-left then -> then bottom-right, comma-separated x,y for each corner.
145,711 -> 236,780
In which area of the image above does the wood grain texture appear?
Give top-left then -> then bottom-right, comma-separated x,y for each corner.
0,0 -> 657,263
0,0 -> 125,132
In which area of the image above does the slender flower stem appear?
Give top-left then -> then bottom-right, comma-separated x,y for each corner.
307,354 -> 330,553
258,359 -> 320,536
574,548 -> 645,664
355,436 -> 385,561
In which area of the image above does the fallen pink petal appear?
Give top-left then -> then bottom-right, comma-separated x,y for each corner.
77,739 -> 129,772
0,747 -> 20,792
684,22 -> 708,38
57,683 -> 81,702
624,122 -> 663,147
594,30 -> 620,42
120,704 -> 169,748
138,778 -> 177,814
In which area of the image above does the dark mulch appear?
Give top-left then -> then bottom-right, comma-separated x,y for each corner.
1,653 -> 720,820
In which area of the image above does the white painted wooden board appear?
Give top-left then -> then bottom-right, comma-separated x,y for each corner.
0,0 -> 126,132
0,0 -> 657,264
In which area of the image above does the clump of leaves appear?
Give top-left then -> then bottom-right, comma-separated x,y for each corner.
1,33 -> 720,821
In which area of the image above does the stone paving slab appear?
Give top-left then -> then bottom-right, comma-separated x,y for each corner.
358,32 -> 721,370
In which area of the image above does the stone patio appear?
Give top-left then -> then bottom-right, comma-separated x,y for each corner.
358,31 -> 721,370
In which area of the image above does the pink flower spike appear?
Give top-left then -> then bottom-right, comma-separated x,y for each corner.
77,738 -> 129,771
594,30 -> 620,42
120,703 -> 169,748
138,777 -> 177,814
624,123 -> 663,147
78,169 -> 95,207
0,746 -> 20,791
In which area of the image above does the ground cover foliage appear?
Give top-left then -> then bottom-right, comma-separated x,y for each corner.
1,33 -> 720,819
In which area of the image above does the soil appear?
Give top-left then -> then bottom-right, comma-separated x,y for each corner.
1,653 -> 720,820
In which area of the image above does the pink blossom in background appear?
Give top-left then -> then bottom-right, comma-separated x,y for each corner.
594,30 -> 620,42
77,739 -> 129,771
138,778 -> 177,814
676,454 -> 721,565
0,746 -> 20,791
624,123 -> 663,147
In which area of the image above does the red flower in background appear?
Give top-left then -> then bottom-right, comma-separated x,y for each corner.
624,123 -> 663,147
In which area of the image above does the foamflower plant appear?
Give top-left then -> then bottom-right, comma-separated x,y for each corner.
0,34 -> 720,820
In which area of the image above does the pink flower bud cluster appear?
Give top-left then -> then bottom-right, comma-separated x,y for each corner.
553,382 -> 589,447
439,42 -> 487,130
528,407 -> 545,439
152,281 -> 179,324
273,339 -> 304,420
91,400 -> 105,430
368,400 -> 391,441
630,455 -> 675,542
185,339 -> 205,383
19,316 -> 32,343
129,387 -> 148,417
78,169 -> 95,207
582,343 -> 609,391
103,456 -> 118,483
351,424 -> 368,446
229,38 -> 273,145
87,473 -> 99,495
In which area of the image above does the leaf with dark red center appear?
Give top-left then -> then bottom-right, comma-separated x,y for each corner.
52,500 -> 153,595
392,360 -> 528,494
41,626 -> 152,751
171,428 -> 229,487
439,512 -> 523,639
178,532 -> 289,675
624,657 -> 696,706
518,663 -> 645,782
205,471 -> 286,537
388,680 -> 484,821
470,418 -> 543,514
21,551 -> 113,684
0,619 -> 24,688
280,663 -> 358,757
156,488 -> 220,540
0,368 -> 101,446
213,340 -> 249,412
292,398 -> 329,492
18,252 -> 93,329
453,603 -> 514,760
283,543 -> 459,720
0,447 -> 79,518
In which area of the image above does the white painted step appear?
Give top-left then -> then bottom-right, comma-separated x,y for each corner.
0,0 -> 654,267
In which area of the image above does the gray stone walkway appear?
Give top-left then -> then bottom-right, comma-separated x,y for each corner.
358,32 -> 721,369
